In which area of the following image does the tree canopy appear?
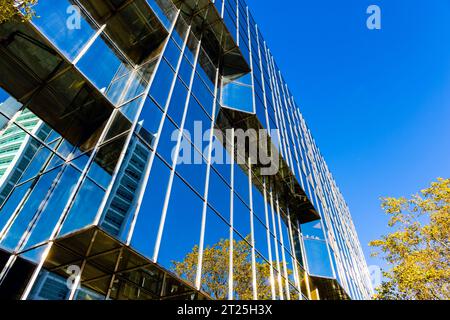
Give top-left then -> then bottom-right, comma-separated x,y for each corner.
370,178 -> 450,300
0,0 -> 37,23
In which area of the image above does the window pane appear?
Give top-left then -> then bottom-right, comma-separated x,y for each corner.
32,0 -> 96,60
159,176 -> 203,287
59,177 -> 106,236
100,136 -> 152,240
77,36 -> 123,93
200,208 -> 230,300
23,165 -> 81,249
0,168 -> 60,251
130,155 -> 171,259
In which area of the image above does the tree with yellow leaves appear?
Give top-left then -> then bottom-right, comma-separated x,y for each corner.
173,236 -> 284,300
0,0 -> 37,23
370,178 -> 450,300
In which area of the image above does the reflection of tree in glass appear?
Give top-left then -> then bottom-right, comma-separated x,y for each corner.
173,236 -> 295,300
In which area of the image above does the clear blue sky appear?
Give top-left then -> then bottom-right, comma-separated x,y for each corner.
248,0 -> 450,269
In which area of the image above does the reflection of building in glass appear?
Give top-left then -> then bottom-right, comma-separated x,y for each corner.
29,270 -> 103,300
0,0 -> 373,300
0,102 -> 51,205
101,132 -> 151,237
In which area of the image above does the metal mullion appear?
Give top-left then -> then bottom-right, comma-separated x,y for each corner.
286,209 -> 302,299
228,128 -> 235,300
247,160 -> 257,300
262,178 -> 276,300
254,25 -> 271,130
275,196 -> 290,300
268,189 -> 283,299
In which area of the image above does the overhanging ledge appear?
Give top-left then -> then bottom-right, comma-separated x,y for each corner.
216,107 -> 321,224
169,0 -> 251,79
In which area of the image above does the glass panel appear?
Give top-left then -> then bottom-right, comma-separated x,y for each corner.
232,233 -> 253,300
155,119 -> 178,164
192,75 -> 214,117
175,141 -> 207,195
100,135 -> 152,240
137,97 -> 162,144
0,180 -> 33,233
77,36 -> 123,93
0,168 -> 60,251
167,80 -> 189,126
23,165 -> 81,249
233,195 -> 250,239
251,182 -> 266,227
159,176 -> 203,287
28,269 -> 71,300
234,163 -> 249,205
178,55 -> 194,86
149,59 -> 175,108
183,96 -> 212,148
18,145 -> 53,184
221,80 -> 253,113
59,177 -> 106,237
32,0 -> 96,60
130,155 -> 171,259
256,254 -> 273,300
163,39 -> 182,70
207,168 -> 230,219
253,216 -> 269,261
88,136 -> 128,190
304,238 -> 334,278
200,208 -> 230,300
0,252 -> 38,299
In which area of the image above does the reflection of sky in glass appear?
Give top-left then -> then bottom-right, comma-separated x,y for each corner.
32,0 -> 96,61
302,220 -> 325,240
304,239 -> 334,278
0,87 -> 8,103
24,166 -> 80,250
59,178 -> 105,237
1,169 -> 59,251
77,37 -> 122,92
157,175 -> 203,271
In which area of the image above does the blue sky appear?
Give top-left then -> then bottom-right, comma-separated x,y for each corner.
248,0 -> 450,269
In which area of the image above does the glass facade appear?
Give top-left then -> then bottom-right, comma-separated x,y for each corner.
0,0 -> 373,300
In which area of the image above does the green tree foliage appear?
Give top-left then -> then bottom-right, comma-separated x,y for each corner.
172,236 -> 275,300
0,0 -> 37,23
370,178 -> 450,300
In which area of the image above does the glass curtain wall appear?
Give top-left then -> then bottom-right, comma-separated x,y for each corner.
0,0 -> 372,300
